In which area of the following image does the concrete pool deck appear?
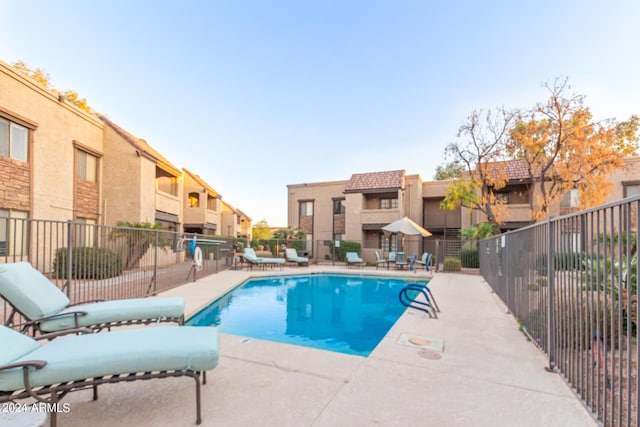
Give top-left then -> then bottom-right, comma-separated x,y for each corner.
44,266 -> 597,426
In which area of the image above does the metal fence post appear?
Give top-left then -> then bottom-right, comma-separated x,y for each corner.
153,229 -> 158,295
546,217 -> 556,371
65,220 -> 73,299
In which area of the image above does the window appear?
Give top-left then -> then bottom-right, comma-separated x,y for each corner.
76,149 -> 97,182
333,199 -> 345,214
0,118 -> 28,162
623,182 -> 640,198
188,192 -> 200,208
380,198 -> 398,209
380,232 -> 397,252
560,189 -> 580,208
0,209 -> 28,256
74,218 -> 96,247
300,201 -> 313,216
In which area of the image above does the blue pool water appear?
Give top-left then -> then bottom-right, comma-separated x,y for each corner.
187,273 -> 429,357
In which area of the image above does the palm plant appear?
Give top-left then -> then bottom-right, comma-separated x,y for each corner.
461,222 -> 497,248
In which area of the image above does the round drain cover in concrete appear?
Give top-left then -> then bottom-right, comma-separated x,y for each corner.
418,349 -> 442,360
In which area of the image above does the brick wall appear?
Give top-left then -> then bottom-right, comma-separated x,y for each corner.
299,215 -> 313,234
0,157 -> 30,211
333,213 -> 345,234
74,180 -> 99,220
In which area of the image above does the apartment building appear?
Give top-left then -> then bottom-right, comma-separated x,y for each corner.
0,59 -> 251,240
287,170 -> 427,260
221,201 -> 252,239
287,158 -> 640,262
182,168 -> 222,235
0,60 -> 104,225
101,116 -> 185,230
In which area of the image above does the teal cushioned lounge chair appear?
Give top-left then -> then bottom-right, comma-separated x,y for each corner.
285,248 -> 309,266
345,252 -> 364,268
0,325 -> 219,426
242,248 -> 285,270
0,262 -> 185,334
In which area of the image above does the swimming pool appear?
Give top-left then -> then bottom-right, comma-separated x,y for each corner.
187,273 -> 429,357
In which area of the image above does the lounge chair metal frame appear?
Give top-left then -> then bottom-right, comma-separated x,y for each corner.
345,252 -> 364,269
0,262 -> 185,336
284,248 -> 309,267
0,328 -> 213,427
242,248 -> 285,271
4,300 -> 185,336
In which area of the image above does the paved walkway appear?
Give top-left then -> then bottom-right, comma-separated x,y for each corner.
43,267 -> 596,426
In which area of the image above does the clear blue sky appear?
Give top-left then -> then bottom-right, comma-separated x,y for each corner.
2,1 -> 639,226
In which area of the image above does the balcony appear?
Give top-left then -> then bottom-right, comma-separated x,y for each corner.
359,208 -> 400,226
505,203 -> 533,222
155,191 -> 181,216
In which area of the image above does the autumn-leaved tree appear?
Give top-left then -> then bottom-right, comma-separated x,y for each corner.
441,107 -> 520,225
12,61 -> 94,115
442,78 -> 639,225
509,78 -> 639,219
251,219 -> 273,240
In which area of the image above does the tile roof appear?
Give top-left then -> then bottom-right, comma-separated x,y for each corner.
345,170 -> 405,192
480,159 -> 537,181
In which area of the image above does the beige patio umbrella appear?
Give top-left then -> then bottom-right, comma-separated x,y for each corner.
382,217 -> 432,252
382,217 -> 432,237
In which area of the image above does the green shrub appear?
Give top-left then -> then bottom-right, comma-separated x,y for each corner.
291,239 -> 303,252
537,252 -> 586,274
53,247 -> 123,279
236,238 -> 247,251
460,248 -> 479,268
443,258 -> 461,272
330,241 -> 361,261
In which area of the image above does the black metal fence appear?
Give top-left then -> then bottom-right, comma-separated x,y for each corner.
0,217 -> 235,324
480,197 -> 640,427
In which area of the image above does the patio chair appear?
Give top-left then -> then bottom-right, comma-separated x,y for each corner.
285,248 -> 309,266
0,262 -> 185,335
374,251 -> 389,270
345,252 -> 364,268
242,248 -> 285,270
415,252 -> 432,271
0,324 -> 219,426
